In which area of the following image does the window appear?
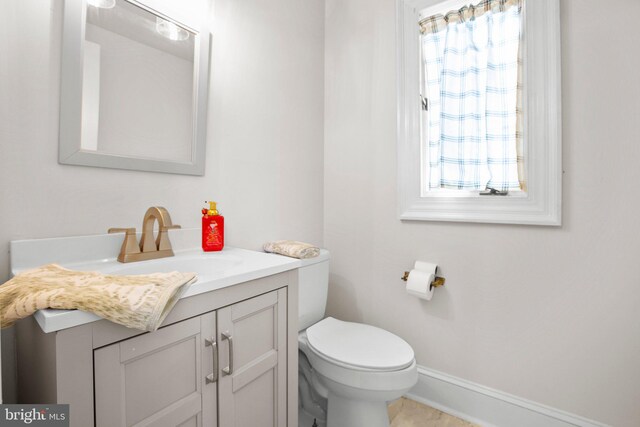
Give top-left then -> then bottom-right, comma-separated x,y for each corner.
397,0 -> 561,225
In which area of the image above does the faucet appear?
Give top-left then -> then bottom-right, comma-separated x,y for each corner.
109,206 -> 181,263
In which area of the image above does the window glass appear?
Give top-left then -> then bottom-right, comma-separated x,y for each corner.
419,0 -> 523,193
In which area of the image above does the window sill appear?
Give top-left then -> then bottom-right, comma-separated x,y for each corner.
399,193 -> 561,226
421,190 -> 528,198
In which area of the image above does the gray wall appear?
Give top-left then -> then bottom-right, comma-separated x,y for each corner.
0,0 -> 324,402
324,0 -> 640,425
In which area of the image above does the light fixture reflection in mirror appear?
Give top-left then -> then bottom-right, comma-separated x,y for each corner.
59,0 -> 210,175
87,0 -> 115,9
156,18 -> 190,41
80,0 -> 195,163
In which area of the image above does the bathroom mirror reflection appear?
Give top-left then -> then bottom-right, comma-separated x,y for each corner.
59,0 -> 211,175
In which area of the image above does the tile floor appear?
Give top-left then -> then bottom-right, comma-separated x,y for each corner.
388,398 -> 478,427
299,397 -> 476,427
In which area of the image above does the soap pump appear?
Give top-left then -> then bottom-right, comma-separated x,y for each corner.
202,201 -> 224,252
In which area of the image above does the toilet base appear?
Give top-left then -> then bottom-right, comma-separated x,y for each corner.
326,394 -> 390,427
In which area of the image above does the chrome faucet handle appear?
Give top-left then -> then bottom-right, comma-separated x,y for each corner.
158,224 -> 181,251
108,228 -> 141,263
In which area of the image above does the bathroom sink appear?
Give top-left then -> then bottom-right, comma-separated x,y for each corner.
79,247 -> 298,299
10,229 -> 302,332
102,251 -> 244,280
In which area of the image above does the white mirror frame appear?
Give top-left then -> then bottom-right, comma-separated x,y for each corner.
397,0 -> 562,225
59,0 -> 211,175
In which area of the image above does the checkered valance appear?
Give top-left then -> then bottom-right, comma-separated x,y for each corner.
419,0 -> 521,34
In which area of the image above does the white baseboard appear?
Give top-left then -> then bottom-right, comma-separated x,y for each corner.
405,365 -> 609,427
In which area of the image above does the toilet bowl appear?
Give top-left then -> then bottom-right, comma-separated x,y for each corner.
297,252 -> 418,427
299,318 -> 417,427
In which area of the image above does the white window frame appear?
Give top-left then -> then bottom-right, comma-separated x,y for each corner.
397,0 -> 562,225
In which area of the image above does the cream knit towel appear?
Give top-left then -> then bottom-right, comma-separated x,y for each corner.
0,264 -> 197,331
263,240 -> 320,259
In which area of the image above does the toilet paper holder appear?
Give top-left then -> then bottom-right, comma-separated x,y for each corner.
401,271 -> 446,289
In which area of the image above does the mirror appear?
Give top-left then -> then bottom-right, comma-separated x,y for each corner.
59,0 -> 211,175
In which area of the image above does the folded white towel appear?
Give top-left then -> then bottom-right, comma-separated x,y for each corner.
263,240 -> 320,259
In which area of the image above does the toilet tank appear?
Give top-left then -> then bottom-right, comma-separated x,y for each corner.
297,249 -> 330,331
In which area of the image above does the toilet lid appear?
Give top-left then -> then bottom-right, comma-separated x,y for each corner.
306,317 -> 414,371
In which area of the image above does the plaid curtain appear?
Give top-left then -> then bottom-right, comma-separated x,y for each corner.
420,0 -> 523,191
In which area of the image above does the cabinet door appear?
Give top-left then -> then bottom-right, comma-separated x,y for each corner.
217,288 -> 287,427
94,312 -> 217,427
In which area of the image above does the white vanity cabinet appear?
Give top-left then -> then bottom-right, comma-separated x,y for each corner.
15,271 -> 298,427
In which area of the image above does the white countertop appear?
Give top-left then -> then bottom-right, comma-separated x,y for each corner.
10,229 -> 326,333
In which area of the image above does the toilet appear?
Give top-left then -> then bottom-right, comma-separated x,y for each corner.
297,251 -> 418,427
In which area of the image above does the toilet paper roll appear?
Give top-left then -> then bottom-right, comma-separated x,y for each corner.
406,261 -> 438,301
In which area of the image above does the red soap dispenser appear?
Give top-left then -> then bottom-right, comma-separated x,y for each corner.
202,201 -> 224,252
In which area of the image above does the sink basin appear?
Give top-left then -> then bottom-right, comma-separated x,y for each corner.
10,229 -> 303,332
90,248 -> 297,299
102,252 -> 244,280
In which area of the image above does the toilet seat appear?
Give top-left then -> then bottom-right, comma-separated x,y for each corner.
306,317 -> 414,372
299,322 -> 417,393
